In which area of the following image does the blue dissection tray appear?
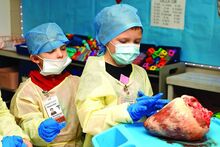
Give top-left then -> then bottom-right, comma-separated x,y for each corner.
92,118 -> 220,147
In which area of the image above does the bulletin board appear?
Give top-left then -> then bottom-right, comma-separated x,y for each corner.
22,0 -> 220,67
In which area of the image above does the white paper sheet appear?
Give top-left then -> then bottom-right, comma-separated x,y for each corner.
151,0 -> 186,30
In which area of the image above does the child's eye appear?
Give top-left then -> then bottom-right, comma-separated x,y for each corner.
118,39 -> 128,44
60,46 -> 66,50
134,40 -> 141,44
134,41 -> 140,44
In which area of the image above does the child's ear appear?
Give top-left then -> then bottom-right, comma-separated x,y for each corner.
30,55 -> 41,64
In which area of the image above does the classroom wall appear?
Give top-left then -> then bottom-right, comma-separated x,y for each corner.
0,0 -> 22,36
0,0 -> 11,35
22,0 -> 220,66
10,0 -> 22,36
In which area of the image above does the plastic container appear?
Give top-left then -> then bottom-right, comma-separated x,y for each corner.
92,118 -> 220,147
15,43 -> 29,56
0,36 -> 25,51
135,44 -> 181,75
0,67 -> 19,90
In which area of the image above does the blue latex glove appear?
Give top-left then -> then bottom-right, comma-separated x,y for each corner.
38,118 -> 66,142
127,92 -> 164,121
2,136 -> 26,147
137,91 -> 170,117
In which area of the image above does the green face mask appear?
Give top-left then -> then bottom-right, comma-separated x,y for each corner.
107,42 -> 140,65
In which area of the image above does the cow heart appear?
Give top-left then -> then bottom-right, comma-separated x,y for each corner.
144,95 -> 213,141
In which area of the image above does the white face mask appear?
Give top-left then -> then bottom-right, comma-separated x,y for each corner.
38,56 -> 72,76
108,42 -> 140,65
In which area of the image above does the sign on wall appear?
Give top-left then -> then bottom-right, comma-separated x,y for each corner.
151,0 -> 186,30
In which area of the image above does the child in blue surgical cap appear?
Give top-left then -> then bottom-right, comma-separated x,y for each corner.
76,4 -> 169,147
10,23 -> 83,146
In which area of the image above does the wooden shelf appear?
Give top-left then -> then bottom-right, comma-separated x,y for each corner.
0,49 -> 29,60
0,49 -> 85,67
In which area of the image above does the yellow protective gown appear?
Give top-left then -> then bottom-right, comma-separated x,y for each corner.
10,75 -> 84,147
0,94 -> 29,146
76,56 -> 153,147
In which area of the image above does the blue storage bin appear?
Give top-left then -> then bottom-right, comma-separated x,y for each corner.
92,118 -> 220,147
15,43 -> 29,56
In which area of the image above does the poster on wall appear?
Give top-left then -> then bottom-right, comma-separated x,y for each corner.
151,0 -> 186,30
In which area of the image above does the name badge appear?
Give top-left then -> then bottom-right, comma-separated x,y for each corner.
44,95 -> 65,123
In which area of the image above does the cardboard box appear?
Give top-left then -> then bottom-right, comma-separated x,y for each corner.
0,67 -> 18,90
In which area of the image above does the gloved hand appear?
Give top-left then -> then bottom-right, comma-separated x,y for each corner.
127,92 -> 167,121
38,118 -> 66,142
137,91 -> 170,117
2,136 -> 26,147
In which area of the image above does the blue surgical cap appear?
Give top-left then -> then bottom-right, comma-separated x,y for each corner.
25,23 -> 68,55
94,4 -> 143,50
